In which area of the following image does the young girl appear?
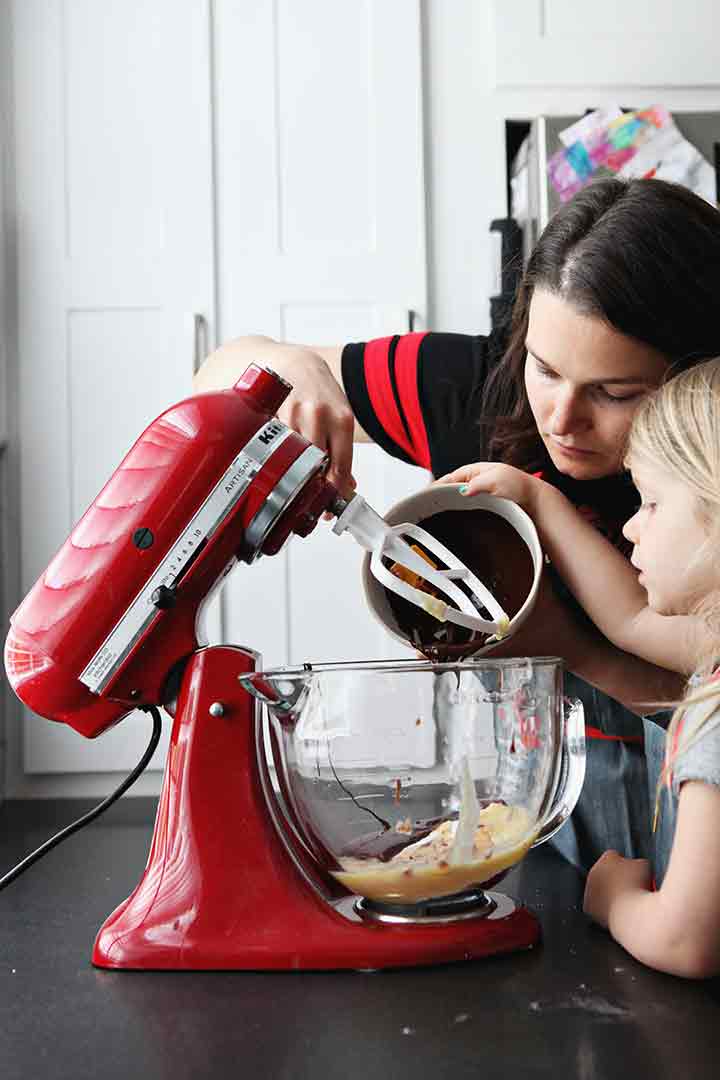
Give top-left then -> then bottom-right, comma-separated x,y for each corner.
442,358 -> 720,978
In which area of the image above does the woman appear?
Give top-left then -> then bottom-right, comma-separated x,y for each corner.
194,177 -> 720,872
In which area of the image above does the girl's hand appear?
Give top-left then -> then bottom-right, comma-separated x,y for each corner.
436,462 -> 546,514
583,850 -> 653,929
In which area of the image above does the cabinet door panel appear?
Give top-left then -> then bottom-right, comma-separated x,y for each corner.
14,0 -> 427,778
215,1 -> 429,681
13,0 -> 215,774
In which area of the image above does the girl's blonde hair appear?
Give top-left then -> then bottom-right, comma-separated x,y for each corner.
626,358 -> 720,817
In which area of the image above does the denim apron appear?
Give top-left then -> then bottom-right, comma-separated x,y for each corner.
642,715 -> 676,886
548,672 -> 654,874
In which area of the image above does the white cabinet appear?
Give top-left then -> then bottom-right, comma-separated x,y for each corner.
12,0 -> 215,776
492,0 -> 720,87
10,0 -> 428,781
214,0 -> 428,669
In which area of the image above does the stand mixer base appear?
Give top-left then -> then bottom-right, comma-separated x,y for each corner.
95,888 -> 540,971
92,646 -> 540,971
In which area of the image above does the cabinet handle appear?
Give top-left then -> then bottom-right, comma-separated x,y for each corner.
192,313 -> 209,376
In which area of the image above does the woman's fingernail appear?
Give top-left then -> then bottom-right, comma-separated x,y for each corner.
459,484 -> 469,495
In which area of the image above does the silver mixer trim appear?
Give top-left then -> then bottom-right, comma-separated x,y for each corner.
244,444 -> 327,560
354,891 -> 497,925
79,419 -> 294,695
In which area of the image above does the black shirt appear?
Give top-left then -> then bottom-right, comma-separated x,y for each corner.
341,330 -> 639,551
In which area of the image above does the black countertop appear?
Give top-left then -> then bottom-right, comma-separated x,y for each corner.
1,798 -> 719,1080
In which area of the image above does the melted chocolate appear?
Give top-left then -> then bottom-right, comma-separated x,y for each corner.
342,814 -> 452,863
385,509 -> 533,660
340,800 -> 507,863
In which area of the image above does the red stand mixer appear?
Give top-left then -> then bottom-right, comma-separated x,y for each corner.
4,364 -> 584,970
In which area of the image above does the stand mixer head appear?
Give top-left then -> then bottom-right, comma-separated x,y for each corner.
3,363 -> 584,970
6,364 -> 516,736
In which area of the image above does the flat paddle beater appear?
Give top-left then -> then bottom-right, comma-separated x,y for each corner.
331,493 -> 510,640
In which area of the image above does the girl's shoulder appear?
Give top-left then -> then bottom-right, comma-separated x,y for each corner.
672,683 -> 720,796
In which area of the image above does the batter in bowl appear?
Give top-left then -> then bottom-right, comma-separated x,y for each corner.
332,801 -> 535,903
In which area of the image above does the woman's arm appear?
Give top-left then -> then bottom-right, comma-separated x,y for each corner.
584,781 -> 720,978
194,335 -> 371,494
440,463 -> 704,676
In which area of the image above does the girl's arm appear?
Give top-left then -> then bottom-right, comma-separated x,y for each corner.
484,564 -> 685,713
440,463 -> 703,676
566,633 -> 684,715
584,781 -> 720,978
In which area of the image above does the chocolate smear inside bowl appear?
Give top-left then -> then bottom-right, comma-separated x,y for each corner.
380,505 -> 536,660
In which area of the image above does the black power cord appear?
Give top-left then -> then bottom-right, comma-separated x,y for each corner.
0,704 -> 163,892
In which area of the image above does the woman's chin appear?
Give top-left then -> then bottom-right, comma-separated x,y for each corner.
548,451 -> 610,481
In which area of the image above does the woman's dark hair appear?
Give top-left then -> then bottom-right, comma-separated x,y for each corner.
484,177 -> 720,472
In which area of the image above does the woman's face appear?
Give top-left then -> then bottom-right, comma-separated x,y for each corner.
524,290 -> 669,480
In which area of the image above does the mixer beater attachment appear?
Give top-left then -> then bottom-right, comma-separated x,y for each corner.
332,494 -> 510,641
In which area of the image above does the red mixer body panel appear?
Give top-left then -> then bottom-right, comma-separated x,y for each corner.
4,364 -> 336,737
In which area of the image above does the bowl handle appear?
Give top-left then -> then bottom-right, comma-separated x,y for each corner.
532,697 -> 586,848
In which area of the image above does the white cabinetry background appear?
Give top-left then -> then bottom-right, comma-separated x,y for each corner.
4,0 -> 720,796
10,0 -> 217,785
492,0 -> 720,87
212,0 -> 428,674
7,0 -> 428,793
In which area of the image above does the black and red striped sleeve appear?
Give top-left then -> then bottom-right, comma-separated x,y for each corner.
341,331 -> 498,477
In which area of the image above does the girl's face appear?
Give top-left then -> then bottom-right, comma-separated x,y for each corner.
623,457 -> 715,615
525,290 -> 669,480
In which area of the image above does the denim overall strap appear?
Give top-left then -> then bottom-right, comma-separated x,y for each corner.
549,673 -> 651,873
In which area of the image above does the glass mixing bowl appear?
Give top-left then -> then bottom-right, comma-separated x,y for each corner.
241,657 -> 585,911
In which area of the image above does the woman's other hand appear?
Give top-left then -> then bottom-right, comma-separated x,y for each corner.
436,462 -> 547,514
194,335 -> 359,496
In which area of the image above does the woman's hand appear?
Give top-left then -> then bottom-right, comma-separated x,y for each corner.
271,348 -> 357,497
194,336 -> 358,496
436,462 -> 547,514
583,850 -> 653,929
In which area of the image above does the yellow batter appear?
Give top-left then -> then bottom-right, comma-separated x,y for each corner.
332,802 -> 535,903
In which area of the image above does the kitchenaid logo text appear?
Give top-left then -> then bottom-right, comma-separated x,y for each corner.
257,420 -> 285,446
